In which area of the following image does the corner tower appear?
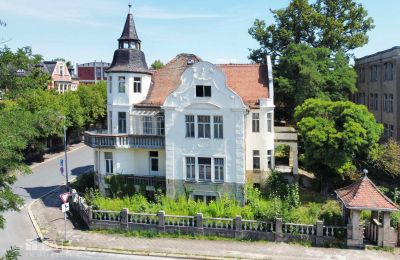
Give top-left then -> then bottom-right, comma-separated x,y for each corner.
106,6 -> 152,134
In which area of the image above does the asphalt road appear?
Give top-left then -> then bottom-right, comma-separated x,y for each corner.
0,144 -> 176,260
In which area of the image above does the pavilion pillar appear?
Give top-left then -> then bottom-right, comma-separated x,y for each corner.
381,212 -> 395,247
347,209 -> 363,248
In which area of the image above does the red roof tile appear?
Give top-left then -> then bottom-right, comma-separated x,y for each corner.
136,54 -> 269,108
335,177 -> 398,211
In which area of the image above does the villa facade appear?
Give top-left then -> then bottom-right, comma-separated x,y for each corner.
85,11 -> 297,203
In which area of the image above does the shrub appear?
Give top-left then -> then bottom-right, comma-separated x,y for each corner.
391,211 -> 400,228
72,172 -> 95,193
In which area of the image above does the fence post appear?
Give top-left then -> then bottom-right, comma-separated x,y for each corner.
235,215 -> 242,239
315,220 -> 324,246
275,218 -> 283,242
158,211 -> 165,232
120,208 -> 128,230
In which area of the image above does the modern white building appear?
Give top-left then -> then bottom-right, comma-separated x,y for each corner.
85,10 -> 297,203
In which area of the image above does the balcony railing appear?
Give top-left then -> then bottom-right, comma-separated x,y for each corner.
84,131 -> 165,149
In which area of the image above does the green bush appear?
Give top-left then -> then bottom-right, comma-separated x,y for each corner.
72,172 -> 95,193
391,211 -> 400,228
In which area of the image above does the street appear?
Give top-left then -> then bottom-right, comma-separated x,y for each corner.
0,144 -> 176,260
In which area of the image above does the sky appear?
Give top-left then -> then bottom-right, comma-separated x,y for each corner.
0,0 -> 399,66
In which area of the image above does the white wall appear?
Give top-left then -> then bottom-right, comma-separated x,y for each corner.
163,62 -> 247,184
106,73 -> 152,134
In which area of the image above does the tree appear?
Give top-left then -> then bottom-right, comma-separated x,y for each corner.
294,99 -> 383,193
369,139 -> 400,178
150,60 -> 164,70
77,81 -> 107,127
0,46 -> 51,97
274,43 -> 357,117
248,0 -> 374,63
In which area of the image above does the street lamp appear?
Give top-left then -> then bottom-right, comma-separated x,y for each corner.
60,115 -> 69,191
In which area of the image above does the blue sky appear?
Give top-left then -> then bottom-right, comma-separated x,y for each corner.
1,0 -> 399,66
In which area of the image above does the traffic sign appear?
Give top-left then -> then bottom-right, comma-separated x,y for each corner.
61,202 -> 70,213
59,192 -> 70,203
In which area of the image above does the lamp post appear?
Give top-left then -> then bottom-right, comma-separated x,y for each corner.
61,116 -> 69,191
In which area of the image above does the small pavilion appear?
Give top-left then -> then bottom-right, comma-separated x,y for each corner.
335,175 -> 399,248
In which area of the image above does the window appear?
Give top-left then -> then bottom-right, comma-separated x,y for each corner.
383,94 -> 394,113
370,65 -> 378,81
253,150 -> 260,171
134,77 -> 141,93
267,113 -> 272,132
156,116 -> 165,135
214,158 -> 224,182
118,112 -> 127,133
198,116 -> 211,138
374,93 -> 378,110
60,65 -> 64,76
383,123 -> 394,139
118,76 -> 125,93
143,116 -> 153,135
384,62 -> 394,81
96,68 -> 101,79
369,93 -> 374,109
389,125 -> 394,139
186,157 -> 195,180
108,76 -> 112,93
185,115 -> 195,138
267,150 -> 272,169
213,116 -> 223,139
196,85 -> 211,97
198,157 -> 211,181
149,151 -> 159,172
252,113 -> 260,132
105,152 -> 113,174
109,111 -> 112,133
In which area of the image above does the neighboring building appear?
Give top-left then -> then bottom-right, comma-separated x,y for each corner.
77,61 -> 110,84
84,10 -> 298,203
40,60 -> 79,93
354,47 -> 400,141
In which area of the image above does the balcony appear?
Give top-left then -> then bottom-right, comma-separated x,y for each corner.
84,130 -> 165,149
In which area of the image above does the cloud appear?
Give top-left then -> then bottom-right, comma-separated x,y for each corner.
135,6 -> 227,20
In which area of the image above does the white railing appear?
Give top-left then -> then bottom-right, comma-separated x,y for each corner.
283,223 -> 315,235
165,215 -> 195,227
242,220 -> 274,232
92,210 -> 121,222
128,213 -> 158,225
203,217 -> 234,229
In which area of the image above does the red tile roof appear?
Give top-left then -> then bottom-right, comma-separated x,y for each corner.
335,177 -> 398,211
136,54 -> 269,108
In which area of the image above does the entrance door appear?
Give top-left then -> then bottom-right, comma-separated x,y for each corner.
149,151 -> 159,176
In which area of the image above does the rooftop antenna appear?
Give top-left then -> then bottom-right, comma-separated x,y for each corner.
128,0 -> 132,13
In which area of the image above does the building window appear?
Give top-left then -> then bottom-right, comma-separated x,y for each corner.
185,115 -> 195,138
267,150 -> 272,169
267,113 -> 272,132
389,125 -> 394,138
252,113 -> 260,132
253,150 -> 260,171
196,85 -> 211,97
383,94 -> 394,113
118,76 -> 125,93
198,157 -> 211,181
118,112 -> 127,133
105,152 -> 113,174
156,116 -> 165,136
186,157 -> 195,181
134,77 -> 141,93
96,68 -> 102,79
369,93 -> 373,109
60,65 -> 64,76
370,65 -> 378,82
383,124 -> 394,139
149,151 -> 158,172
198,116 -> 211,138
108,76 -> 112,93
109,111 -> 112,133
213,116 -> 223,139
143,116 -> 153,135
384,62 -> 394,81
374,93 -> 378,110
214,158 -> 224,182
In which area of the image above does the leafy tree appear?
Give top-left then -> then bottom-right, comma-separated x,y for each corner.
77,82 -> 107,127
248,0 -> 374,62
274,43 -> 357,115
294,99 -> 383,193
59,91 -> 85,131
0,246 -> 20,260
369,139 -> 400,178
0,47 -> 51,97
150,60 -> 164,70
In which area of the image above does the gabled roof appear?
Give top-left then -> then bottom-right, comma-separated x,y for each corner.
119,13 -> 140,42
136,54 -> 269,108
42,61 -> 57,75
335,176 -> 398,212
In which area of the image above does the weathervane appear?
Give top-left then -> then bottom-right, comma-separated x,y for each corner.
363,168 -> 368,178
128,0 -> 132,13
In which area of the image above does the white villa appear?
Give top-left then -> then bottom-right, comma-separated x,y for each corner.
84,10 -> 298,203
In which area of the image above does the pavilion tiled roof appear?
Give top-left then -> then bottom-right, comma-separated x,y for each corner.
136,54 -> 269,108
335,176 -> 398,211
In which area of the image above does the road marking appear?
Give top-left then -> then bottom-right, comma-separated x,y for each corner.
30,144 -> 87,170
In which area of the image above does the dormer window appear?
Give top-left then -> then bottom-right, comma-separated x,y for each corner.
196,85 -> 211,97
134,77 -> 141,93
60,65 -> 64,76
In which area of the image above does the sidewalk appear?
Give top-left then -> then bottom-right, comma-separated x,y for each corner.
30,190 -> 399,260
